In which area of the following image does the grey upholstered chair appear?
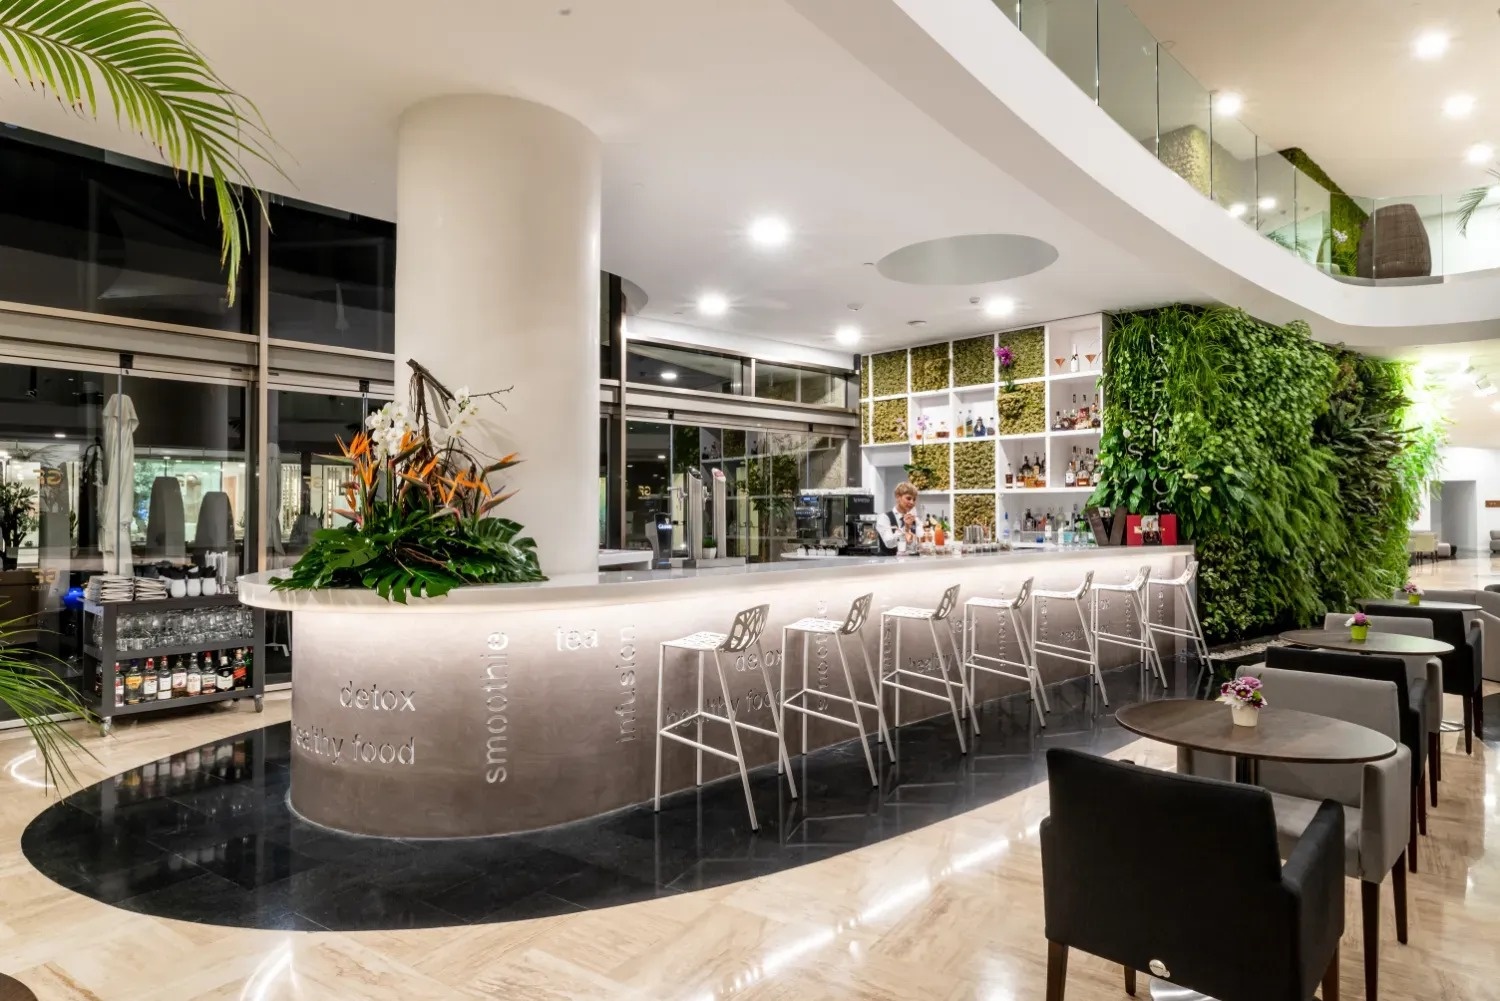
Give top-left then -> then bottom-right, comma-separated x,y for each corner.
1179,665 -> 1409,1001
1421,587 -> 1500,684
1322,612 -> 1442,807
1491,530 -> 1500,555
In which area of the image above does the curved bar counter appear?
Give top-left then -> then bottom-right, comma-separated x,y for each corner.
238,545 -> 1193,838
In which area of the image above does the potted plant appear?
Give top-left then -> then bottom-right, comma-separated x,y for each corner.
0,481 -> 38,571
913,414 -> 931,444
702,536 -> 717,560
1346,611 -> 1370,642
1403,582 -> 1422,606
1218,675 -> 1267,727
996,345 -> 1018,393
272,362 -> 545,602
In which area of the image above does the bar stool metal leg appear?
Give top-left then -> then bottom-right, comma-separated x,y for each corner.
713,650 -> 759,830
696,651 -> 705,787
778,625 -> 790,769
801,632 -> 810,754
835,635 -> 879,785
858,641 -> 891,748
1017,606 -> 1050,715
654,644 -> 666,812
926,618 -> 969,753
755,639 -> 797,795
1083,593 -> 1108,708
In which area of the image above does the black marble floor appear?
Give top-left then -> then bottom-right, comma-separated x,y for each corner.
22,659 -> 1193,931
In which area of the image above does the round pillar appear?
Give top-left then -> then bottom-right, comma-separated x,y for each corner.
395,95 -> 601,576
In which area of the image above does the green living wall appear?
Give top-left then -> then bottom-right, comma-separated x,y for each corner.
1279,147 -> 1368,278
1090,306 -> 1443,644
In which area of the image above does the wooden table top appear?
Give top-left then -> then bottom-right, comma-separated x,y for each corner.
1358,598 -> 1481,612
1115,699 -> 1398,764
1278,628 -> 1453,656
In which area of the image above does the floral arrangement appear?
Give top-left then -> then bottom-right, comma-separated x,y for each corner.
914,413 -> 932,441
1218,675 -> 1266,710
272,362 -> 545,602
1402,582 -> 1421,595
996,344 -> 1017,393
1345,611 -> 1370,640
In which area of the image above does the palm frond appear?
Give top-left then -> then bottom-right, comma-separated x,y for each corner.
0,0 -> 283,303
1455,169 -> 1500,236
0,608 -> 95,791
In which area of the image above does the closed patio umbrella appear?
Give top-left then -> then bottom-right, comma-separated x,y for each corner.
100,393 -> 137,575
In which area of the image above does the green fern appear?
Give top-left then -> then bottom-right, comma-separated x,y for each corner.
1455,169 -> 1500,236
0,0 -> 282,302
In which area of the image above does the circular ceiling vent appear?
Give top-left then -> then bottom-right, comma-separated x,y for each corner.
876,234 -> 1059,286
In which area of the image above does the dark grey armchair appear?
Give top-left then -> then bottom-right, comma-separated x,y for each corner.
1042,748 -> 1344,1001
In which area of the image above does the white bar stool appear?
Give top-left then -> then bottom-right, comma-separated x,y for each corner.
1146,558 -> 1210,687
1031,572 -> 1103,707
653,604 -> 796,830
962,577 -> 1050,727
1090,566 -> 1167,689
780,593 -> 889,786
879,585 -> 969,753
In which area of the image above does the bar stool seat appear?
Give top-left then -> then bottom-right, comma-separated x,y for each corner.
654,604 -> 796,831
781,594 -> 888,786
964,595 -> 1014,610
879,585 -> 971,754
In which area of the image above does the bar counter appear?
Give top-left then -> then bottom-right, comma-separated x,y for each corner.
238,545 -> 1193,837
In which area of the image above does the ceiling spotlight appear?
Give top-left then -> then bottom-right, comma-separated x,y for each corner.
656,454 -> 666,460
53,432 -> 65,439
983,296 -> 1016,318
1213,92 -> 1244,117
1227,202 -> 1248,219
1258,195 -> 1278,211
1444,93 -> 1477,118
1466,143 -> 1495,166
748,216 -> 790,248
834,324 -> 862,346
660,370 -> 678,382
1413,30 -> 1450,60
697,292 -> 729,316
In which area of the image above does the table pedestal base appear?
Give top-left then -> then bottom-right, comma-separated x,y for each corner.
1441,719 -> 1465,732
1149,977 -> 1218,1001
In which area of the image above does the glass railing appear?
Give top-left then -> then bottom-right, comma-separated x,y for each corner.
1007,0 -> 1500,280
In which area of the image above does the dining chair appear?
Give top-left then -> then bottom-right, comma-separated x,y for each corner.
1042,748 -> 1344,1001
1179,666 -> 1409,1001
1322,612 -> 1443,807
1366,603 -> 1481,752
1270,642 -> 1428,871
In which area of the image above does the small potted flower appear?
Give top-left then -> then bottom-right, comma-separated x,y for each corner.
1346,611 -> 1370,642
995,345 -> 1018,393
702,536 -> 717,560
1219,676 -> 1267,727
1403,582 -> 1422,606
914,413 -> 931,444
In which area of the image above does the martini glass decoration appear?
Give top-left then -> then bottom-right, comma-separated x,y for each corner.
1054,356 -> 1066,372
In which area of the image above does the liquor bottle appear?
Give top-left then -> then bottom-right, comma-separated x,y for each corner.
217,653 -> 234,692
171,656 -> 188,697
955,412 -> 965,439
1023,508 -> 1035,532
1070,351 -> 1079,372
232,649 -> 248,690
186,660 -> 202,696
1090,395 -> 1102,429
1052,410 -> 1064,431
965,410 -> 975,437
973,414 -> 987,437
156,659 -> 173,701
141,658 -> 158,701
113,662 -> 124,707
1070,395 -> 1081,430
1000,510 -> 1012,546
1077,400 -> 1090,427
1003,465 -> 1014,489
199,653 -> 217,695
1065,460 -> 1077,487
937,420 -> 948,439
1036,456 -> 1046,485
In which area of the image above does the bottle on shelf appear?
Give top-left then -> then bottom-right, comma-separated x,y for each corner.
955,412 -> 966,439
1036,456 -> 1046,485
1023,508 -> 1035,532
1064,458 -> 1077,487
1052,410 -> 1064,431
140,657 -> 158,701
1077,399 -> 1090,427
1003,464 -> 1014,489
937,420 -> 949,439
965,410 -> 975,437
156,659 -> 172,701
1000,510 -> 1012,547
1018,455 -> 1031,487
198,653 -> 216,695
1090,395 -> 1102,429
1070,351 -> 1079,373
1070,394 -> 1081,430
973,413 -> 987,436
232,649 -> 248,690
217,653 -> 234,692
171,656 -> 188,697
186,659 -> 202,696
113,662 -> 124,707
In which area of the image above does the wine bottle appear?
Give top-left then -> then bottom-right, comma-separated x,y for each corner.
141,658 -> 158,701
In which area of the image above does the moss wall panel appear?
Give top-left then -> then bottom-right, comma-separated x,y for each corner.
871,398 -> 908,444
909,343 -> 951,393
907,443 -> 950,491
953,441 -> 996,489
871,351 -> 908,397
996,381 -> 1045,435
953,494 -> 997,536
996,327 -> 1044,381
953,334 -> 995,386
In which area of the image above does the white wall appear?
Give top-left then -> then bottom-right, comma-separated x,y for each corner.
1434,446 -> 1500,549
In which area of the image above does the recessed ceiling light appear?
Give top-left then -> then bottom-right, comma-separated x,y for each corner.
907,320 -> 928,327
1227,202 -> 1248,219
660,370 -> 678,382
748,216 -> 790,248
53,432 -> 65,439
834,324 -> 861,346
1444,94 -> 1477,118
983,297 -> 1016,318
1213,92 -> 1243,117
656,454 -> 666,460
1257,196 -> 1278,211
1466,143 -> 1495,166
697,292 -> 729,316
1413,30 -> 1449,60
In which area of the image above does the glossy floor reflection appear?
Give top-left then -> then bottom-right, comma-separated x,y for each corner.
21,662 -> 1183,931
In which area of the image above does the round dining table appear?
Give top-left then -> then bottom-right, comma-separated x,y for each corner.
1357,597 -> 1480,614
1115,699 -> 1396,1001
1277,628 -> 1453,657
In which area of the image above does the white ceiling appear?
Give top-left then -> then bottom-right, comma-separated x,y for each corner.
1128,0 -> 1500,195
0,0 -> 1203,355
1381,339 -> 1500,448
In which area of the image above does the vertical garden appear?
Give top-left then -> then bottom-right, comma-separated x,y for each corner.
1090,306 -> 1444,643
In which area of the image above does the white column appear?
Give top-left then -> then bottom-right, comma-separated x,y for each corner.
395,95 -> 601,576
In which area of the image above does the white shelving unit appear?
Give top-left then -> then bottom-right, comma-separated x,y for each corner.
858,313 -> 1108,535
